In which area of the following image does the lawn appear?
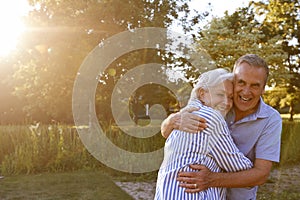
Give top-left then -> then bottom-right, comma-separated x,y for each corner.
0,170 -> 134,200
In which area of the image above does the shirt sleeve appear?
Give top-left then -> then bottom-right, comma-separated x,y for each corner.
208,114 -> 253,172
255,111 -> 282,162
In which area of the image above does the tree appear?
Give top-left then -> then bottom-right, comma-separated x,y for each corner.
10,0 -> 208,123
198,5 -> 286,93
197,7 -> 286,71
251,0 -> 300,120
197,0 -> 300,120
0,57 -> 27,124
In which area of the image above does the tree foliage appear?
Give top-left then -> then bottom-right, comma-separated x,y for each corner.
197,7 -> 286,72
252,0 -> 300,120
3,0 -> 300,123
197,0 -> 300,119
7,0 -> 207,123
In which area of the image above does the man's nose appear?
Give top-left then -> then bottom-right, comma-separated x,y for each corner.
242,86 -> 251,94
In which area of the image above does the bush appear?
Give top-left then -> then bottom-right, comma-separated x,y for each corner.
279,120 -> 300,166
0,123 -> 101,175
0,120 -> 299,175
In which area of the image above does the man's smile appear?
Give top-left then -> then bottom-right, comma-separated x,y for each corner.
239,96 -> 252,102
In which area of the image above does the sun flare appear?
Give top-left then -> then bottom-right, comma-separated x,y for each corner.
0,0 -> 29,57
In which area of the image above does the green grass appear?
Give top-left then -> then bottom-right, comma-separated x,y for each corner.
0,170 -> 134,200
278,121 -> 300,165
280,114 -> 300,121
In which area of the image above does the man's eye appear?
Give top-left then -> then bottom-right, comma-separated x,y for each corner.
251,84 -> 260,89
236,80 -> 245,85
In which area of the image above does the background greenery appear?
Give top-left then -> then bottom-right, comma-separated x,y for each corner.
0,118 -> 299,176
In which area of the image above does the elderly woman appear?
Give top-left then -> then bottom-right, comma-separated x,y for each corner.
154,68 -> 253,200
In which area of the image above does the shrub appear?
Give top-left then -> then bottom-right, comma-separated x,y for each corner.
0,120 -> 299,175
0,123 -> 101,175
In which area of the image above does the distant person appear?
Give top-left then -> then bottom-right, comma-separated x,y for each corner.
161,54 -> 282,200
155,68 -> 253,200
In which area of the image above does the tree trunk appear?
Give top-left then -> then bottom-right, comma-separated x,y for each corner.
289,102 -> 294,121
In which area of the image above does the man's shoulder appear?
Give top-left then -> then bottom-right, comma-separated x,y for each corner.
260,99 -> 281,120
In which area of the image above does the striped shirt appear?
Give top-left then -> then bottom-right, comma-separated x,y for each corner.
155,100 -> 253,200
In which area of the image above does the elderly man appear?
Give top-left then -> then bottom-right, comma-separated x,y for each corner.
161,54 -> 282,200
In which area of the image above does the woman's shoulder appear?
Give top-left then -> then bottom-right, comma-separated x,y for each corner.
192,106 -> 222,121
188,101 -> 225,124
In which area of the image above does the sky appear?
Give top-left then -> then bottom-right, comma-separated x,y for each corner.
191,0 -> 249,17
170,0 -> 251,34
0,0 -> 30,56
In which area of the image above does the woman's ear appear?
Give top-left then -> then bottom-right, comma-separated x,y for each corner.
197,88 -> 205,100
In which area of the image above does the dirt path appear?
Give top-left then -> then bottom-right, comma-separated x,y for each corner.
257,165 -> 300,198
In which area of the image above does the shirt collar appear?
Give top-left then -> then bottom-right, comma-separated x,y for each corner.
255,97 -> 270,118
226,97 -> 269,124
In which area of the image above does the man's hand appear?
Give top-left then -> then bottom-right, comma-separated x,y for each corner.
161,106 -> 208,138
177,164 -> 211,193
178,106 -> 207,133
177,159 -> 272,193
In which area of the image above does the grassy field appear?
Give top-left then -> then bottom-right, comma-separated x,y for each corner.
280,113 -> 300,120
0,170 -> 134,200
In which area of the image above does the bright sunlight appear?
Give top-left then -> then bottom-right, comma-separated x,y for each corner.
0,0 -> 29,57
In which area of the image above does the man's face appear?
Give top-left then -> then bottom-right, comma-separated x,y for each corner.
233,62 -> 266,118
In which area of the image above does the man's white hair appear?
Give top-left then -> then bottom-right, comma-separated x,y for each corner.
189,68 -> 233,102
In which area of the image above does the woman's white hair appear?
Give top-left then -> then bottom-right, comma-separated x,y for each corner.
189,68 -> 233,102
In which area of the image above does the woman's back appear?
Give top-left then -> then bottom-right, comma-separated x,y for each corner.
155,100 -> 252,200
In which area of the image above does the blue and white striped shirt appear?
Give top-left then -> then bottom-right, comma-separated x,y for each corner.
155,100 -> 253,200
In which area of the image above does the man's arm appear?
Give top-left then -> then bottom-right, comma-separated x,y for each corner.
161,112 -> 181,138
161,106 -> 207,138
177,158 -> 272,192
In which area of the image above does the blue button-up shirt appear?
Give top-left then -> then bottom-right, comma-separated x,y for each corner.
225,98 -> 282,200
